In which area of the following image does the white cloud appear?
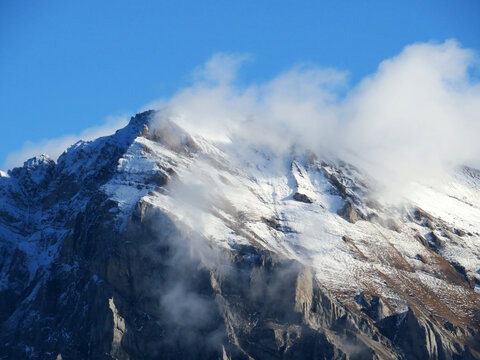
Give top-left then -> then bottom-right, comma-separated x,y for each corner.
149,42 -> 480,198
6,41 -> 480,200
192,52 -> 253,85
341,40 -> 480,187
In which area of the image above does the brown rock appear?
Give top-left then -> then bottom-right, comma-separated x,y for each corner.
337,202 -> 366,223
293,192 -> 313,203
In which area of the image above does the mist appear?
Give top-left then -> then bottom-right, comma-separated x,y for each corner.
148,40 -> 480,199
6,40 -> 480,197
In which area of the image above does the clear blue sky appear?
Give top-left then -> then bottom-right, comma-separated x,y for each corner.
1,0 -> 479,168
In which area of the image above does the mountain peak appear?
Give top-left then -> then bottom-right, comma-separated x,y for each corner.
8,153 -> 56,186
1,110 -> 479,359
144,115 -> 199,154
127,109 -> 157,130
22,154 -> 55,169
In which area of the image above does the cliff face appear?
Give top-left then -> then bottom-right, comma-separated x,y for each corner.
0,111 -> 479,359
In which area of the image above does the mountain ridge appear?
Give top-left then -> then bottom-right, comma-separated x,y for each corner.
0,110 -> 479,359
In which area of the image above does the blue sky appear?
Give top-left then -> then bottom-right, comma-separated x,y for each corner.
1,0 -> 479,169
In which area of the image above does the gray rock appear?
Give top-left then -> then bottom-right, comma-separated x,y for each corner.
0,110 -> 478,359
293,192 -> 313,203
337,202 -> 367,223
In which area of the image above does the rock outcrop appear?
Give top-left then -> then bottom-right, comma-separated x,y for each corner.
0,110 -> 479,359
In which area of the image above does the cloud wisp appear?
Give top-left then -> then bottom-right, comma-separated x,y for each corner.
153,40 -> 480,197
7,40 -> 480,197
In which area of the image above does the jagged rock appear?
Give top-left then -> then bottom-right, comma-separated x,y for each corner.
147,117 -> 199,154
450,261 -> 476,288
337,202 -> 366,223
0,110 -> 479,359
293,192 -> 313,203
413,207 -> 439,230
147,171 -> 169,186
140,124 -> 149,136
261,216 -> 277,229
377,308 -> 479,360
414,232 -> 429,247
355,292 -> 392,322
425,231 -> 444,252
415,253 -> 427,263
324,170 -> 348,199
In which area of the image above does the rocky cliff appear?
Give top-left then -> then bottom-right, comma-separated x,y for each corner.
0,111 -> 479,359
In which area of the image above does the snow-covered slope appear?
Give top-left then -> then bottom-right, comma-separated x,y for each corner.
105,113 -> 480,320
0,110 -> 479,359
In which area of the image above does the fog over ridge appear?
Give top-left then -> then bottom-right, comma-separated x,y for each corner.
6,40 -> 480,196
150,40 -> 480,198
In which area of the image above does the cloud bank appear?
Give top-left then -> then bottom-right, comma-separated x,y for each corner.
7,40 -> 480,193
155,40 -> 480,191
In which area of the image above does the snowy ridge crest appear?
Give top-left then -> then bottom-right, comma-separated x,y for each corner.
0,109 -> 479,358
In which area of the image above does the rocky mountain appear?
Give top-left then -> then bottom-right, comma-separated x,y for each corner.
0,110 -> 479,359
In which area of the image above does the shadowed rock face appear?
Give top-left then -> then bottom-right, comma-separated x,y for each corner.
0,110 -> 479,359
0,197 -> 391,360
337,202 -> 366,223
293,192 -> 313,203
